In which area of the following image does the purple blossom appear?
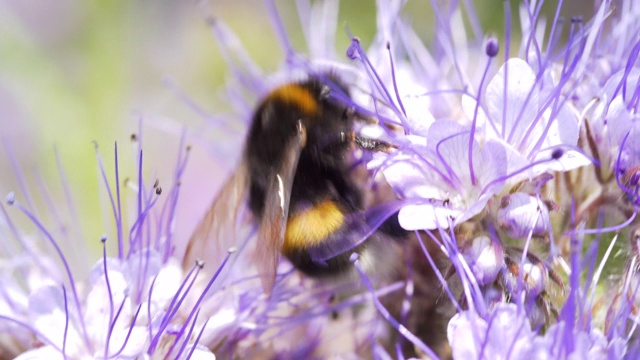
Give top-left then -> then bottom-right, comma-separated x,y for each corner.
369,120 -> 508,230
0,141 -> 223,359
462,58 -> 591,179
447,303 -> 534,359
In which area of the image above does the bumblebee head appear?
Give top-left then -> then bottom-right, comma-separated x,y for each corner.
247,79 -> 353,158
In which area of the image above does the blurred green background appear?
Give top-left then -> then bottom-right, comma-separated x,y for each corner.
0,0 -> 592,256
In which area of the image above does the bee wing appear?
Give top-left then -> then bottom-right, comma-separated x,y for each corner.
182,163 -> 249,274
255,121 -> 307,294
306,199 -> 406,264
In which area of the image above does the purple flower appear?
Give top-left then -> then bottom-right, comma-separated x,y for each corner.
369,120 -> 508,230
462,58 -> 591,180
0,142 -> 223,359
526,322 -> 613,360
448,304 -> 624,360
360,3 -> 592,232
351,0 -> 640,358
0,139 -> 386,359
447,303 -> 534,359
584,60 -> 640,207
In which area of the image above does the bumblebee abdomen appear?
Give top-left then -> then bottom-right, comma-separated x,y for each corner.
283,199 -> 345,254
284,247 -> 357,277
283,198 -> 370,277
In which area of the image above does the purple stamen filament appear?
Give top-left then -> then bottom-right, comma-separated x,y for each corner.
385,42 -> 408,126
352,254 -> 439,359
502,0 -> 511,139
109,304 -> 143,359
94,144 -> 122,261
171,309 -> 201,359
10,200 -> 92,351
102,238 -> 115,359
62,285 -> 69,359
148,261 -> 202,354
114,143 -> 124,259
468,53 -> 494,186
186,319 -> 210,360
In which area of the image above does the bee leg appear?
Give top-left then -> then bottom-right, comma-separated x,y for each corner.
353,135 -> 397,153
328,293 -> 340,319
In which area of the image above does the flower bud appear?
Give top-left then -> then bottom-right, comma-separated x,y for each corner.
461,235 -> 504,285
497,193 -> 550,239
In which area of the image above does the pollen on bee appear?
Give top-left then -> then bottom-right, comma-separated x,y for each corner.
283,200 -> 345,253
266,84 -> 318,117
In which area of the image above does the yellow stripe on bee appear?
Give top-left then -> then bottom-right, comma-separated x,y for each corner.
284,200 -> 344,253
267,84 -> 318,117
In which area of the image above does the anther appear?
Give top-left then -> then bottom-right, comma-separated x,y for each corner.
6,192 -> 14,206
485,37 -> 499,57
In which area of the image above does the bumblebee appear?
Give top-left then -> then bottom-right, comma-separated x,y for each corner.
183,75 -> 405,291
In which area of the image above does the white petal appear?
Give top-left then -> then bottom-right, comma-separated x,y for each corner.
106,326 -> 147,358
395,65 -> 435,136
84,265 -> 132,347
28,285 -> 82,354
455,193 -> 493,226
539,104 -> 579,149
204,307 -> 237,334
534,149 -> 592,173
475,140 -> 508,190
447,311 -> 486,359
381,159 -> 442,199
426,121 -> 475,187
149,259 -> 183,309
180,346 -> 216,360
372,136 -> 445,200
0,277 -> 28,319
399,204 -> 461,230
491,138 -> 532,184
485,58 -> 538,144
14,345 -> 64,360
461,94 -> 492,139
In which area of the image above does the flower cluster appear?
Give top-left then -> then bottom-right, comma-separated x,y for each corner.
0,140 -> 382,359
3,0 -> 640,359
350,0 -> 640,358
